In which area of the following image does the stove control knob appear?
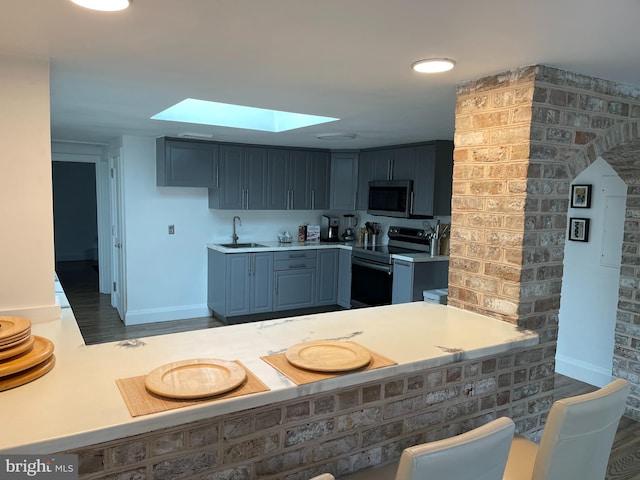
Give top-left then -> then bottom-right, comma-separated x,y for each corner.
389,227 -> 398,236
418,231 -> 424,237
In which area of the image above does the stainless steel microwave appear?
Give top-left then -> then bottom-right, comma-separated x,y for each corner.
367,180 -> 413,218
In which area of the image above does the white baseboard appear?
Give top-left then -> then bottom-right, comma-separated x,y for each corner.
123,304 -> 210,325
0,304 -> 62,323
555,354 -> 613,388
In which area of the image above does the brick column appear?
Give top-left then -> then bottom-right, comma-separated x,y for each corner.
450,66 -> 536,324
451,64 -> 640,421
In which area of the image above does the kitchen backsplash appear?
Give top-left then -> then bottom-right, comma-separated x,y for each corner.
207,209 -> 451,244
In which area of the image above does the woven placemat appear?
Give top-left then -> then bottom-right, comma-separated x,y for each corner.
260,348 -> 396,385
116,361 -> 269,417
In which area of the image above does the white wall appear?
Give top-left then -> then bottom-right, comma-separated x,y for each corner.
556,157 -> 627,387
0,54 -> 59,321
119,137 -> 332,324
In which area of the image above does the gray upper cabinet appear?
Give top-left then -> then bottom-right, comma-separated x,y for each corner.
330,152 -> 358,211
267,149 -> 313,210
208,144 -> 268,209
310,151 -> 331,210
156,137 -> 219,187
412,141 -> 454,217
358,141 -> 454,217
356,150 -> 374,210
371,149 -> 395,180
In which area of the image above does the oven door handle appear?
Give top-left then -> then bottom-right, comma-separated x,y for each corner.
352,257 -> 392,274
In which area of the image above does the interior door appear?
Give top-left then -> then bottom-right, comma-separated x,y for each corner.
109,151 -> 125,321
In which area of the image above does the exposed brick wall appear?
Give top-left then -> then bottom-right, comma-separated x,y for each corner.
451,64 -> 640,420
64,348 -> 543,480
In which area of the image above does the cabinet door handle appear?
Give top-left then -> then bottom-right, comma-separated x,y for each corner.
288,264 -> 306,269
311,190 -> 315,210
410,191 -> 414,214
215,164 -> 220,188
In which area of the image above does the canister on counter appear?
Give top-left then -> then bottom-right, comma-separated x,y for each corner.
298,225 -> 307,242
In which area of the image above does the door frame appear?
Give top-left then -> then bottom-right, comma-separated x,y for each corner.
109,148 -> 126,320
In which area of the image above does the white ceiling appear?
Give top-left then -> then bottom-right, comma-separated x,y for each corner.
2,0 -> 640,149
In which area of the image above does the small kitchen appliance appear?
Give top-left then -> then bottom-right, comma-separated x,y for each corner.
342,214 -> 359,241
320,215 -> 340,242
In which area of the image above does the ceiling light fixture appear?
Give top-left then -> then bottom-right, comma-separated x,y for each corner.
412,58 -> 456,74
70,0 -> 130,11
316,133 -> 357,140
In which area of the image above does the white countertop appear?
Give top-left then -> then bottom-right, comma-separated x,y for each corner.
0,289 -> 537,454
207,241 -> 448,263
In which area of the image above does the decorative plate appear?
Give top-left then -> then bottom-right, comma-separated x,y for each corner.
0,355 -> 56,392
285,340 -> 372,372
0,335 -> 35,361
145,358 -> 247,399
0,336 -> 54,378
0,316 -> 31,343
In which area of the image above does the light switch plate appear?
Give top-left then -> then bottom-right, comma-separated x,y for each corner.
168,225 -> 175,234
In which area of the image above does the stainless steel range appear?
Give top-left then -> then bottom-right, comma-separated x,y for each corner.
350,226 -> 431,307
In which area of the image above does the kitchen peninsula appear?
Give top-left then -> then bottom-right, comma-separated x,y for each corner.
0,289 -> 537,479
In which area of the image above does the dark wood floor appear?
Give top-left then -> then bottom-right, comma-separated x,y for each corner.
55,260 -> 224,345
56,260 -> 640,478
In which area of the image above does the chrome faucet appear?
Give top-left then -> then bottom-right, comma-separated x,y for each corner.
232,216 -> 242,245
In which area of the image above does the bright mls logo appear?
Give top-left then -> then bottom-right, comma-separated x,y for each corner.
1,455 -> 78,479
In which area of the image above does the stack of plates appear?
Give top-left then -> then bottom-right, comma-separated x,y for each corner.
0,316 -> 55,392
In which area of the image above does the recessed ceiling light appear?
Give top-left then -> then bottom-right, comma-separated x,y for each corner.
412,58 -> 456,74
70,0 -> 130,11
151,98 -> 339,133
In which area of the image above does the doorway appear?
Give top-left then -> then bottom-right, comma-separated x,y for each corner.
556,158 -> 627,387
52,161 -> 99,287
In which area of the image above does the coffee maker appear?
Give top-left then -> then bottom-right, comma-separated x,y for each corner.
320,215 -> 340,242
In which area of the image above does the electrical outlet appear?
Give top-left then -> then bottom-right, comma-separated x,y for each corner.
168,225 -> 175,235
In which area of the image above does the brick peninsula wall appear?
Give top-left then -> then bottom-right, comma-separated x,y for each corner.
66,352 -> 531,480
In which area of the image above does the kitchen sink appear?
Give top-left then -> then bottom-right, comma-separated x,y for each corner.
218,242 -> 266,249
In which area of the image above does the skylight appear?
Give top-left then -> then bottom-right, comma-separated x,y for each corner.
151,98 -> 339,133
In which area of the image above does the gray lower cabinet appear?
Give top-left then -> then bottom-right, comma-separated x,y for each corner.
157,137 -> 219,187
337,249 -> 352,308
208,250 -> 273,317
316,249 -> 338,306
273,250 -> 317,311
392,259 -> 449,304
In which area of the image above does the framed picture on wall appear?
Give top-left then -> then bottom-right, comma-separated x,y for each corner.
568,217 -> 590,242
571,184 -> 592,208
